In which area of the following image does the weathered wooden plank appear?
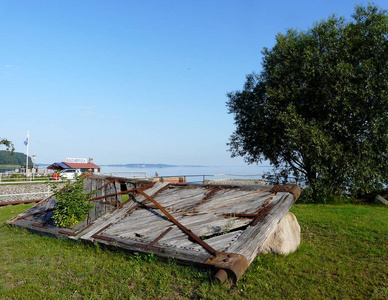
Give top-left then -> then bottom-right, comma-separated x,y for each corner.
226,192 -> 294,263
140,226 -> 245,255
204,230 -> 245,252
199,190 -> 271,213
94,235 -> 211,265
102,204 -> 248,247
99,185 -> 267,246
153,188 -> 269,215
12,219 -> 61,237
157,215 -> 248,245
83,177 -> 93,193
114,181 -> 122,204
125,182 -> 136,192
7,196 -> 56,224
154,188 -> 207,208
75,179 -> 113,230
182,217 -> 249,237
105,210 -> 172,239
81,182 -> 170,241
105,211 -> 237,242
155,194 -> 207,211
91,177 -> 98,192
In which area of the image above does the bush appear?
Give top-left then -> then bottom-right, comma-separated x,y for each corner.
52,176 -> 94,228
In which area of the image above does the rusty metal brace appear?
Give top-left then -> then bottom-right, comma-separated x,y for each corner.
96,179 -> 119,191
101,201 -> 122,207
59,221 -> 96,237
88,183 -> 155,202
222,196 -> 274,227
91,223 -> 114,241
250,203 -> 274,226
90,186 -> 170,242
0,199 -> 42,207
134,227 -> 173,252
198,187 -> 220,205
269,184 -> 301,202
59,229 -> 77,236
204,252 -> 249,283
138,190 -> 218,256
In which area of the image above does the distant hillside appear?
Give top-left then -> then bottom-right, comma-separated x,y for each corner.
0,151 -> 32,166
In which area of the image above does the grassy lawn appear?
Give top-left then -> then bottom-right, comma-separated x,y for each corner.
0,203 -> 387,299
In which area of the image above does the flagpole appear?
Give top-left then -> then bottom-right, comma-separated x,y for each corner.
26,130 -> 29,175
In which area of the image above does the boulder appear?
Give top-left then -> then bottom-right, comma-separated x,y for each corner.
375,195 -> 388,205
261,212 -> 301,255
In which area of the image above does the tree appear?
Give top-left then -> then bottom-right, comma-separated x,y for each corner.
0,151 -> 30,165
0,138 -> 14,154
227,4 -> 388,199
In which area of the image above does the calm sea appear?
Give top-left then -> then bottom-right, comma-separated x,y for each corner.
0,164 -> 273,183
101,165 -> 272,182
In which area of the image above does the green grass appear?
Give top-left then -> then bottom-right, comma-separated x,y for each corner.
0,178 -> 52,184
0,165 -> 20,168
122,194 -> 130,203
0,203 -> 387,299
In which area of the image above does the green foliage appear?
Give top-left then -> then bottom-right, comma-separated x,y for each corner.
10,174 -> 26,179
0,151 -> 31,166
130,252 -> 158,263
52,176 -> 94,228
0,138 -> 14,153
227,4 -> 388,200
298,187 -> 364,204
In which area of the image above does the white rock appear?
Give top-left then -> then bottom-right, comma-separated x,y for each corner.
260,212 -> 301,255
375,195 -> 388,205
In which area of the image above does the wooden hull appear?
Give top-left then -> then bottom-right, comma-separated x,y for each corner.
7,175 -> 300,283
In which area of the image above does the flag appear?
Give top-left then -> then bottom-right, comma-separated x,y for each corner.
24,133 -> 29,146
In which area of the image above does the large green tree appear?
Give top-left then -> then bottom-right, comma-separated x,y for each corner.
227,4 -> 388,198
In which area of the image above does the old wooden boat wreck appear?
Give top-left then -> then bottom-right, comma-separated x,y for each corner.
7,174 -> 300,283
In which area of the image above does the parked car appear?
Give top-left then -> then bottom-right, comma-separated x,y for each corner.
50,169 -> 81,180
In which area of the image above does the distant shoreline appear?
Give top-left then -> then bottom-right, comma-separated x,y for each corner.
95,164 -> 272,168
101,164 -> 206,168
18,163 -> 272,169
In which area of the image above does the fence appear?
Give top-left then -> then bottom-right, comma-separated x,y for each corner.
0,181 -> 54,204
103,171 -> 148,178
0,169 -> 303,205
154,174 -> 213,183
0,167 -> 51,183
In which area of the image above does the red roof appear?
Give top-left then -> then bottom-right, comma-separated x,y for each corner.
63,162 -> 100,169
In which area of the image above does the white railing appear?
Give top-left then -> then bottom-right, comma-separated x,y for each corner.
0,168 -> 52,183
103,171 -> 148,178
0,190 -> 51,200
214,173 -> 265,178
0,174 -> 52,184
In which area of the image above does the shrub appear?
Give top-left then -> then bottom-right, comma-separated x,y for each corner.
52,176 -> 94,228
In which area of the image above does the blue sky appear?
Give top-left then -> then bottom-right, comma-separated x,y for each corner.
1,0 -> 386,166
